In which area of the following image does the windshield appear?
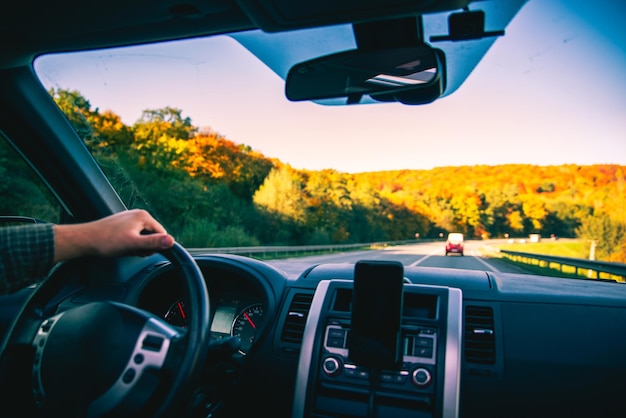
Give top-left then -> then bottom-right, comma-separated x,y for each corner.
32,0 -> 626,265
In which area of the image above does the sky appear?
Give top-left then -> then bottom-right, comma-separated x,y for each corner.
34,0 -> 626,174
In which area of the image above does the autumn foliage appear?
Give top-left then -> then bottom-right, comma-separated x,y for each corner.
29,89 -> 626,261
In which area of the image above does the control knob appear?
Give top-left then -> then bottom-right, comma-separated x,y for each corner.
322,356 -> 342,376
411,367 -> 432,387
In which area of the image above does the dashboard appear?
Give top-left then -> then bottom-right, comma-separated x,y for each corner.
134,256 -> 272,356
90,252 -> 626,417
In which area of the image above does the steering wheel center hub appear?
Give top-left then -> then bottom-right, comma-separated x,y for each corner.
33,302 -> 143,411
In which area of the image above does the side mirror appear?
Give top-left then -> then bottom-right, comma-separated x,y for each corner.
285,44 -> 446,105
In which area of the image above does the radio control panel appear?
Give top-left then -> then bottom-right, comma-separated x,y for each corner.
319,322 -> 439,395
292,280 -> 462,418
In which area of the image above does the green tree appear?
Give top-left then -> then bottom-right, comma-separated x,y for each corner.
254,165 -> 306,223
49,88 -> 95,143
303,170 -> 354,243
49,88 -> 146,216
576,213 -> 625,261
133,107 -> 196,142
89,109 -> 134,149
130,108 -> 197,174
0,138 -> 59,221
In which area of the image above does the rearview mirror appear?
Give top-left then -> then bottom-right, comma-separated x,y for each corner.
285,45 -> 446,105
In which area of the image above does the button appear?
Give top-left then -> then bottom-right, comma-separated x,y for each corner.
326,337 -> 345,348
415,337 -> 433,347
142,334 -> 164,351
380,372 -> 407,384
134,353 -> 145,364
322,357 -> 341,376
380,373 -> 394,383
393,372 -> 408,384
412,368 -> 432,387
122,368 -> 136,384
415,347 -> 433,358
327,328 -> 346,339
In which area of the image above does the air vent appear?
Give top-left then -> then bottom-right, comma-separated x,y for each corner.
464,305 -> 496,364
280,293 -> 314,344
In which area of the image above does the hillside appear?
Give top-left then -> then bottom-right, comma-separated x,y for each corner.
13,88 -> 620,261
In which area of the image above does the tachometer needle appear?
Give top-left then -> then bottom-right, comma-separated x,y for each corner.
177,301 -> 186,319
244,311 -> 256,329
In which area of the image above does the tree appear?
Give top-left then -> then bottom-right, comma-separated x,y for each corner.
522,197 -> 548,233
253,165 -> 306,223
184,130 -> 274,200
47,88 -> 626,253
303,170 -> 354,243
0,138 -> 59,221
49,88 -> 95,142
89,110 -> 134,149
133,107 -> 196,142
507,210 -> 525,235
576,213 -> 625,262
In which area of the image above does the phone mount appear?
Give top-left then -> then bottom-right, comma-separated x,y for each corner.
347,260 -> 404,369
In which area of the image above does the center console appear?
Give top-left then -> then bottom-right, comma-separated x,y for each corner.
293,264 -> 462,418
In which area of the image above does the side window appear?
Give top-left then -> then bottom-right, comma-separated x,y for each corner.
0,137 -> 61,224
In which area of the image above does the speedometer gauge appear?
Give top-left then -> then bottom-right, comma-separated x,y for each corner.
164,298 -> 188,327
231,303 -> 264,355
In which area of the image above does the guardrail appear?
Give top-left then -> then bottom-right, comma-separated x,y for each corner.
499,250 -> 626,282
188,239 -> 420,258
192,243 -> 626,282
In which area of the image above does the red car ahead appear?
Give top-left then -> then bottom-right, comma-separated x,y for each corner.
445,232 -> 464,256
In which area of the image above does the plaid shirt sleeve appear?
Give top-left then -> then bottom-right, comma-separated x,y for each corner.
0,224 -> 55,294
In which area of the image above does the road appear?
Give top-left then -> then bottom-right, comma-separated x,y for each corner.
266,239 -> 528,278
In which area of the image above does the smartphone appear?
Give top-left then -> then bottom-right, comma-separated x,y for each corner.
348,260 -> 404,369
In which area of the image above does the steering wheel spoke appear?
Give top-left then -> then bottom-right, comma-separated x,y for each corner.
0,242 -> 211,418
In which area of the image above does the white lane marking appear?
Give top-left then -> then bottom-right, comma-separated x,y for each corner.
409,245 -> 502,273
470,251 -> 501,272
410,247 -> 441,266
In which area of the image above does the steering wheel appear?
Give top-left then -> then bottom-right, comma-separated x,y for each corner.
0,242 -> 211,418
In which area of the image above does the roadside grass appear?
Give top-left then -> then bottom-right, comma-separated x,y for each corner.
495,239 -> 590,259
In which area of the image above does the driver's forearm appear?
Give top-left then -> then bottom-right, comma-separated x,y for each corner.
52,223 -> 98,263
